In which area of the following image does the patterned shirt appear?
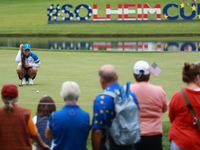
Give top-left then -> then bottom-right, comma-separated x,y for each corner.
92,82 -> 139,137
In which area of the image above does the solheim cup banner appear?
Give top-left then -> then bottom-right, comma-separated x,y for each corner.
47,3 -> 200,23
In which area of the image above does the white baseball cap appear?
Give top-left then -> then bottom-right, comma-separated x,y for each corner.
133,60 -> 150,75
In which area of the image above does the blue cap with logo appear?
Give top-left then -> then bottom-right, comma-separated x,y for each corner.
23,44 -> 31,50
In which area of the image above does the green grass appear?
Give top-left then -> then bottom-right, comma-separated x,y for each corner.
0,0 -> 199,149
1,49 -> 199,149
1,36 -> 200,43
162,121 -> 171,150
0,0 -> 199,35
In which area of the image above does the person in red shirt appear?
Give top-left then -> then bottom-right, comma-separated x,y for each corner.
168,61 -> 200,150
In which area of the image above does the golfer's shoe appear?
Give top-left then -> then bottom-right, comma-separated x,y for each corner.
22,78 -> 26,85
28,78 -> 33,85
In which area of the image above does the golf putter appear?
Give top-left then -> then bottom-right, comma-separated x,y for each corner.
19,46 -> 24,87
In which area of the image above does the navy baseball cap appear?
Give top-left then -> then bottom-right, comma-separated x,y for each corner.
23,44 -> 31,50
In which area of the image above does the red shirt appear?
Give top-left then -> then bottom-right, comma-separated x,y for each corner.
168,87 -> 200,149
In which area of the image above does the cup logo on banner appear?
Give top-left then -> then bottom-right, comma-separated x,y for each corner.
47,3 -> 200,23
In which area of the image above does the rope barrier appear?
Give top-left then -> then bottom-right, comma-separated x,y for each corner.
1,102 -> 93,106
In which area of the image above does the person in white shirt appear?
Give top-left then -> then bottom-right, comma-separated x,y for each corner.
15,43 -> 40,85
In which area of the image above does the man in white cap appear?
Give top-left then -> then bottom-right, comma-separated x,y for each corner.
130,60 -> 168,150
15,43 -> 40,85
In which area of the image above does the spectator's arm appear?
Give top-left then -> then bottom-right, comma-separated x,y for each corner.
160,88 -> 168,113
92,128 -> 102,150
162,95 -> 168,113
32,133 -> 50,150
168,101 -> 175,123
162,100 -> 169,113
45,126 -> 53,140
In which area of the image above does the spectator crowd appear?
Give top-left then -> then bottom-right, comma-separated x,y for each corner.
1,60 -> 200,150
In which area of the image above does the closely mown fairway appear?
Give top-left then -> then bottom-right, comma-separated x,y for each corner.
0,49 -> 199,149
0,0 -> 199,149
0,0 -> 199,35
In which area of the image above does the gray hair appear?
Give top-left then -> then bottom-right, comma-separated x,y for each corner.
60,81 -> 80,102
2,97 -> 18,113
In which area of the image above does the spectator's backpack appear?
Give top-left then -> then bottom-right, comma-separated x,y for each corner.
102,81 -> 141,146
